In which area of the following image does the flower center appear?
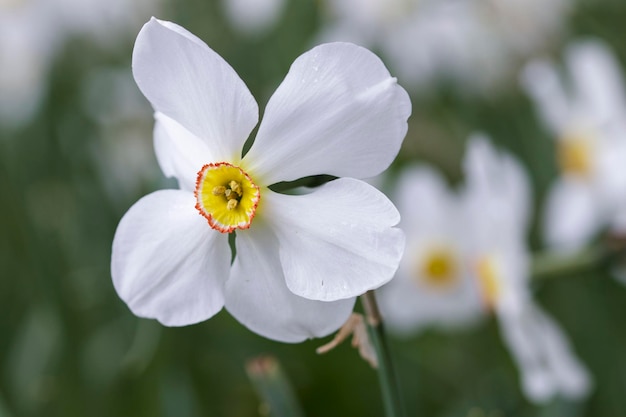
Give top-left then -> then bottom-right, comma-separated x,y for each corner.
194,162 -> 260,233
416,246 -> 458,289
558,132 -> 594,178
475,256 -> 502,310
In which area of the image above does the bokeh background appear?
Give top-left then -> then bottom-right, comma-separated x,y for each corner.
2,0 -> 626,416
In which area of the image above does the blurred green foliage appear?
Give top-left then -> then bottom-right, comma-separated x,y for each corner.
2,1 -> 626,416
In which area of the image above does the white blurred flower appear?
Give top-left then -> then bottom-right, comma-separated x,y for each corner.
521,39 -> 626,253
81,67 -> 160,206
54,0 -> 163,47
111,19 -> 410,342
377,166 -> 484,334
463,135 -> 591,403
221,0 -> 286,36
0,0 -> 59,128
0,0 -> 161,129
318,0 -> 569,94
380,134 -> 590,402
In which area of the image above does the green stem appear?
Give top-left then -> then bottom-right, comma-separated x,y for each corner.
361,291 -> 405,417
531,245 -> 612,280
245,355 -> 306,417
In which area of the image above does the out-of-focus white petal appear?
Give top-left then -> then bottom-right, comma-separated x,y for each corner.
221,0 -> 285,35
377,266 -> 484,334
499,304 -> 591,403
566,39 -> 626,123
111,190 -> 230,326
595,131 -> 626,207
132,18 -> 258,162
543,178 -> 602,252
264,178 -> 404,301
243,42 -> 410,184
0,10 -> 56,129
225,225 -> 356,343
533,307 -> 592,400
490,246 -> 532,317
153,112 -> 215,191
462,134 -> 532,240
520,59 -> 571,133
394,165 -> 456,237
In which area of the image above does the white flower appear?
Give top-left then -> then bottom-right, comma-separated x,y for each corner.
463,135 -> 591,403
521,39 -> 626,252
221,0 -> 286,36
318,0 -> 569,94
81,67 -> 160,207
377,166 -> 484,334
111,18 -> 410,343
380,134 -> 590,402
0,0 -> 58,128
0,0 -> 161,129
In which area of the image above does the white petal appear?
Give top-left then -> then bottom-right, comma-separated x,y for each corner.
132,18 -> 258,162
393,165 -> 458,237
377,261 -> 484,335
543,178 -> 603,252
221,0 -> 285,35
111,190 -> 231,326
530,306 -> 592,400
520,59 -> 571,134
265,178 -> 404,301
243,42 -> 411,184
595,132 -> 626,207
499,311 -> 555,402
153,112 -> 215,191
225,225 -> 356,343
463,134 -> 532,235
567,39 -> 626,123
498,304 -> 591,403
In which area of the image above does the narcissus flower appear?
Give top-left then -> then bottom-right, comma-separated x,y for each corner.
318,0 -> 569,94
0,0 -> 160,129
377,166 -> 484,333
221,0 -> 286,36
379,135 -> 590,403
111,18 -> 410,342
462,136 -> 591,403
521,39 -> 626,252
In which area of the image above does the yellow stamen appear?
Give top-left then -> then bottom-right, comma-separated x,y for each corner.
195,162 -> 260,233
227,199 -> 238,210
212,185 -> 226,196
475,256 -> 502,310
416,246 -> 458,289
229,180 -> 242,196
558,131 -> 594,178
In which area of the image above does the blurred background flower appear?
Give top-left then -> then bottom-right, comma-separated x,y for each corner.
317,0 -> 569,95
3,0 -> 626,416
522,39 -> 626,253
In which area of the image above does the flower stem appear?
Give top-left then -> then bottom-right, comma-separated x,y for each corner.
531,245 -> 611,280
361,290 -> 406,417
245,355 -> 306,417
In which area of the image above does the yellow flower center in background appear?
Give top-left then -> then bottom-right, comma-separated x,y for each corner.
195,162 -> 260,233
417,247 -> 458,289
475,256 -> 502,310
558,132 -> 594,178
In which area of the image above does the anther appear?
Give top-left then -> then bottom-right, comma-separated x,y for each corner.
229,181 -> 242,196
227,199 -> 238,210
212,185 -> 226,196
